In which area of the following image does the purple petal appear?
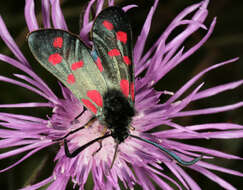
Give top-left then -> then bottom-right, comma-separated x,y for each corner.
0,102 -> 51,108
0,139 -> 39,149
163,140 -> 242,160
174,101 -> 243,117
143,46 -> 183,84
165,121 -> 207,138
42,0 -> 51,28
173,164 -> 201,190
0,75 -> 55,102
82,0 -> 96,26
0,129 -> 44,139
47,174 -> 69,190
0,17 -> 29,65
0,121 -> 48,132
0,54 -> 58,102
148,171 -> 174,190
156,123 -> 243,139
197,161 -> 243,177
165,2 -> 208,62
0,141 -> 52,172
122,5 -> 138,12
192,80 -> 243,101
0,140 -> 50,160
191,166 -> 237,190
20,176 -> 53,190
150,169 -> 183,190
79,22 -> 93,45
133,166 -> 155,190
0,112 -> 46,123
95,0 -> 104,15
166,83 -> 204,116
108,0 -> 114,6
133,0 -> 159,66
14,73 -> 54,95
25,0 -> 39,31
165,163 -> 190,189
79,0 -> 96,43
200,130 -> 243,139
137,1 -> 203,70
179,18 -> 216,63
165,57 -> 239,105
144,19 -> 208,83
0,118 -> 46,130
186,123 -> 243,131
50,0 -> 68,30
13,73 -> 58,102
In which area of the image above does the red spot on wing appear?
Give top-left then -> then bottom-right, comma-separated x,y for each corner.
130,82 -> 134,101
108,49 -> 120,57
48,53 -> 62,65
116,31 -> 127,44
120,79 -> 129,97
123,56 -> 131,65
96,57 -> 103,72
67,74 -> 75,84
103,20 -> 113,30
87,90 -> 103,107
53,37 -> 63,48
71,61 -> 84,71
81,99 -> 97,114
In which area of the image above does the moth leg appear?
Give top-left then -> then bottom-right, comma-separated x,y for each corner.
92,140 -> 103,156
71,107 -> 87,124
100,126 -> 108,135
54,117 -> 96,142
91,126 -> 109,156
64,134 -> 112,158
54,126 -> 85,142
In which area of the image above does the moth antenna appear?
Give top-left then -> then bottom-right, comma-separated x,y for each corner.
64,134 -> 112,158
110,142 -> 119,169
130,135 -> 203,166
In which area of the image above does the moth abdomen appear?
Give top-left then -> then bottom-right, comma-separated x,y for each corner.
102,89 -> 135,143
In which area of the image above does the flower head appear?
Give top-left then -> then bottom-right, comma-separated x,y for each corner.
0,0 -> 243,189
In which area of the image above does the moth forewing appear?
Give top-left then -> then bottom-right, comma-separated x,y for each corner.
27,29 -> 107,115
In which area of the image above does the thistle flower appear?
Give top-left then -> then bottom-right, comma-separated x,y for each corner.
0,0 -> 243,190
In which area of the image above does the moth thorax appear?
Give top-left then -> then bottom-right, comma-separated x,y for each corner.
102,89 -> 135,143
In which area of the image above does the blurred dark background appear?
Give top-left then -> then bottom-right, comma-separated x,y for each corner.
0,0 -> 243,189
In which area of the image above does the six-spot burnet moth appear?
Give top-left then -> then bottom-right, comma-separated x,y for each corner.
27,6 -> 202,167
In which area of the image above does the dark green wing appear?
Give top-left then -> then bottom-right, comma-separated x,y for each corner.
28,29 -> 107,115
92,7 -> 134,103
